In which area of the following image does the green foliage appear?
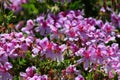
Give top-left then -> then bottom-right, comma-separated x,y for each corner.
69,0 -> 84,10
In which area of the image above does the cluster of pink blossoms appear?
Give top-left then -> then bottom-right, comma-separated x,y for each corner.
18,10 -> 120,78
32,37 -> 66,62
76,43 -> 120,73
20,65 -> 84,80
1,9 -> 120,79
4,0 -> 27,12
21,10 -> 115,46
0,32 -> 66,60
111,12 -> 120,28
20,66 -> 48,80
0,32 -> 67,79
62,65 -> 84,80
0,32 -> 32,79
0,62 -> 13,80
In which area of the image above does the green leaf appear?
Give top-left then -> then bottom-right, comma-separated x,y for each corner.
22,4 -> 38,14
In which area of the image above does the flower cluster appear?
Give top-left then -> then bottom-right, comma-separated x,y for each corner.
0,32 -> 33,58
0,32 -> 67,61
1,4 -> 120,78
20,66 -> 48,80
32,37 -> 66,62
111,12 -> 120,28
14,10 -> 120,79
0,62 -> 13,80
21,10 -> 115,46
76,43 -> 120,73
0,32 -> 67,79
61,65 -> 84,80
0,32 -> 34,79
4,0 -> 27,12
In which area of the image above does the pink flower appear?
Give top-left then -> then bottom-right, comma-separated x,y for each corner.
35,16 -> 51,36
32,47 -> 40,57
66,65 -> 78,74
96,20 -> 103,28
0,48 -> 8,63
77,47 -> 94,70
28,74 -> 48,80
4,0 -> 27,12
22,19 -> 34,32
101,22 -> 115,33
15,21 -> 24,30
93,44 -> 107,64
20,66 -> 48,80
65,27 -> 78,41
111,13 -> 118,26
20,66 -> 36,79
109,71 -> 114,79
0,62 -> 13,80
75,75 -> 84,80
40,75 -> 48,80
100,7 -> 106,12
